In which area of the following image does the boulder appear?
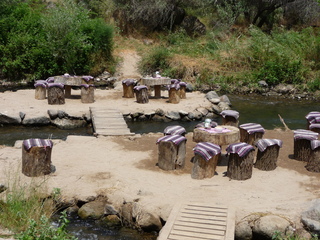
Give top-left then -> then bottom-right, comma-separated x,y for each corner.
301,199 -> 320,236
132,203 -> 162,232
235,220 -> 252,240
181,15 -> 206,37
165,111 -> 181,121
78,200 -> 108,220
0,112 -> 21,124
51,118 -> 87,129
22,113 -> 51,125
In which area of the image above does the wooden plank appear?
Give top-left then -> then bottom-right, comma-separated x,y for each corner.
172,225 -> 225,236
168,234 -> 223,240
169,229 -> 222,239
178,213 -> 227,221
174,221 -> 226,231
175,216 -> 227,226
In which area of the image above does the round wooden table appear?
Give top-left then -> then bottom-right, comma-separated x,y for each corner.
140,77 -> 171,98
193,125 -> 240,146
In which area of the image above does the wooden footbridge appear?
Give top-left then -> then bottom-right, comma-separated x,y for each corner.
90,107 -> 134,136
158,202 -> 235,240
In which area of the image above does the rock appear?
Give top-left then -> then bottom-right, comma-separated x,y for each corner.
252,214 -> 291,239
258,80 -> 268,88
179,110 -> 188,117
235,221 -> 252,240
120,202 -> 134,227
78,200 -> 108,220
47,109 -> 58,119
273,84 -> 295,94
0,112 -> 21,124
0,184 -> 7,193
181,15 -> 206,37
57,110 -> 67,119
105,204 -> 119,216
165,111 -> 181,121
19,111 -> 25,120
186,83 -> 193,92
196,107 -> 208,116
155,108 -> 165,116
220,95 -> 231,105
205,91 -> 220,101
301,199 -> 320,236
132,203 -> 162,232
102,215 -> 122,227
22,114 -> 51,125
51,118 -> 87,129
218,101 -> 231,111
66,205 -> 80,216
211,104 -> 222,114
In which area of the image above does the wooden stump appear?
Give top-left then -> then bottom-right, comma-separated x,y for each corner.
158,140 -> 186,170
191,154 -> 220,179
81,85 -> 94,103
22,146 -> 52,177
254,145 -> 280,171
169,88 -> 180,104
122,83 -> 135,98
193,126 -> 240,146
240,128 -> 264,145
309,124 -> 320,134
305,148 -> 320,172
35,86 -> 46,100
294,139 -> 312,162
179,86 -> 186,99
227,151 -> 255,180
135,88 -> 149,104
48,86 -> 65,105
222,116 -> 239,127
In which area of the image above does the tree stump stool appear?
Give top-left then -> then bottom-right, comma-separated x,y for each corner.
179,82 -> 187,99
305,140 -> 320,172
239,123 -> 265,145
81,84 -> 95,103
164,125 -> 186,136
22,138 -> 53,177
134,85 -> 149,104
255,139 -> 283,171
226,142 -> 255,180
81,75 -> 94,85
305,111 -> 320,130
168,84 -> 180,104
122,79 -> 136,98
47,83 -> 65,105
221,110 -> 240,127
293,129 -> 318,162
309,123 -> 320,134
191,142 -> 221,179
156,135 -> 187,170
34,80 -> 47,100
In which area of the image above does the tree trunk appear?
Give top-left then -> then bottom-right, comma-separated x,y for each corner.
135,88 -> 149,104
122,83 -> 135,98
191,154 -> 220,179
222,116 -> 239,127
240,128 -> 264,145
81,86 -> 95,103
294,139 -> 312,162
48,87 -> 65,105
254,145 -> 280,171
35,86 -> 46,100
227,151 -> 255,180
169,88 -> 180,104
22,146 -> 52,177
193,126 -> 240,146
157,140 -> 186,170
305,148 -> 320,172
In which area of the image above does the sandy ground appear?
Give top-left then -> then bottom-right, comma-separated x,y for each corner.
0,87 -> 320,229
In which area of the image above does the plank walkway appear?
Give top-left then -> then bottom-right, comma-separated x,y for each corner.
90,107 -> 134,136
157,202 -> 235,240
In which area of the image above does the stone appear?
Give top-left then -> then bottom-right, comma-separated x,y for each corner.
252,214 -> 291,239
220,95 -> 231,105
0,112 -> 21,124
0,184 -> 7,193
51,118 -> 87,129
155,108 -> 165,116
205,91 -> 220,101
47,109 -> 58,119
132,203 -> 162,232
258,80 -> 268,88
78,200 -> 107,220
301,199 -> 320,236
105,204 -> 119,216
196,107 -> 208,116
22,114 -> 51,125
102,215 -> 122,227
235,221 -> 252,240
218,101 -> 231,111
165,111 -> 181,121
186,83 -> 193,92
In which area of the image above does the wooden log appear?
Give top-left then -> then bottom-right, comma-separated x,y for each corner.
254,145 -> 280,171
227,150 -> 255,180
47,86 -> 65,105
81,85 -> 95,103
305,148 -> 320,172
240,128 -> 264,145
168,88 -> 180,104
22,146 -> 52,177
158,140 -> 186,170
122,83 -> 135,98
191,154 -> 220,179
294,139 -> 312,162
222,116 -> 239,127
193,126 -> 240,146
179,85 -> 186,99
64,86 -> 72,98
134,88 -> 149,104
35,86 -> 46,100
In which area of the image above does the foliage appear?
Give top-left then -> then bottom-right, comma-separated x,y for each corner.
272,230 -> 318,240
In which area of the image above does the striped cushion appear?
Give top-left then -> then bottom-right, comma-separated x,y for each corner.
23,138 -> 53,151
226,142 -> 255,157
164,125 -> 186,135
156,135 -> 186,145
122,79 -> 136,86
294,129 -> 318,140
240,123 -> 265,134
221,110 -> 239,120
306,111 -> 320,124
134,85 -> 148,91
82,75 -> 94,82
311,140 -> 320,150
256,139 -> 283,152
193,142 -> 221,161
48,83 -> 64,89
309,123 -> 320,130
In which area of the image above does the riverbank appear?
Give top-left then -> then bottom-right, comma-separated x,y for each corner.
0,88 -> 320,238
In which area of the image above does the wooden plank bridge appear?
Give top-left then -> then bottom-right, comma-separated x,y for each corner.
90,107 -> 134,136
158,202 -> 235,240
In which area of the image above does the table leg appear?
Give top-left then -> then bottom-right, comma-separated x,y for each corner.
64,86 -> 71,98
154,85 -> 161,98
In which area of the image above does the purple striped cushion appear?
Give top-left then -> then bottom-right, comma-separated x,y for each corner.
34,80 -> 47,88
168,83 -> 180,90
156,135 -> 186,145
240,123 -> 265,134
82,75 -> 94,82
171,79 -> 180,84
309,123 -> 320,130
193,142 -> 221,161
134,85 -> 148,91
23,138 -> 53,151
122,79 -> 136,86
164,125 -> 186,135
46,77 -> 55,83
48,83 -> 64,89
226,142 -> 255,157
306,111 -> 320,124
256,139 -> 283,152
294,129 -> 318,140
195,121 -> 218,128
311,140 -> 320,150
179,82 -> 187,87
221,110 -> 239,120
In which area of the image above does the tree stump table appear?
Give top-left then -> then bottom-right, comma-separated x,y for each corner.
34,80 -> 47,100
122,79 -> 136,98
81,84 -> 95,103
193,125 -> 240,146
221,110 -> 239,127
309,123 -> 320,134
47,83 -> 65,105
168,83 -> 180,104
255,139 -> 283,171
178,82 -> 187,99
305,111 -> 320,130
156,135 -> 187,171
191,142 -> 221,179
239,123 -> 265,145
226,142 -> 255,180
164,125 -> 186,136
22,138 -> 53,177
140,77 -> 171,98
134,85 -> 149,104
305,140 -> 320,172
293,129 -> 318,162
